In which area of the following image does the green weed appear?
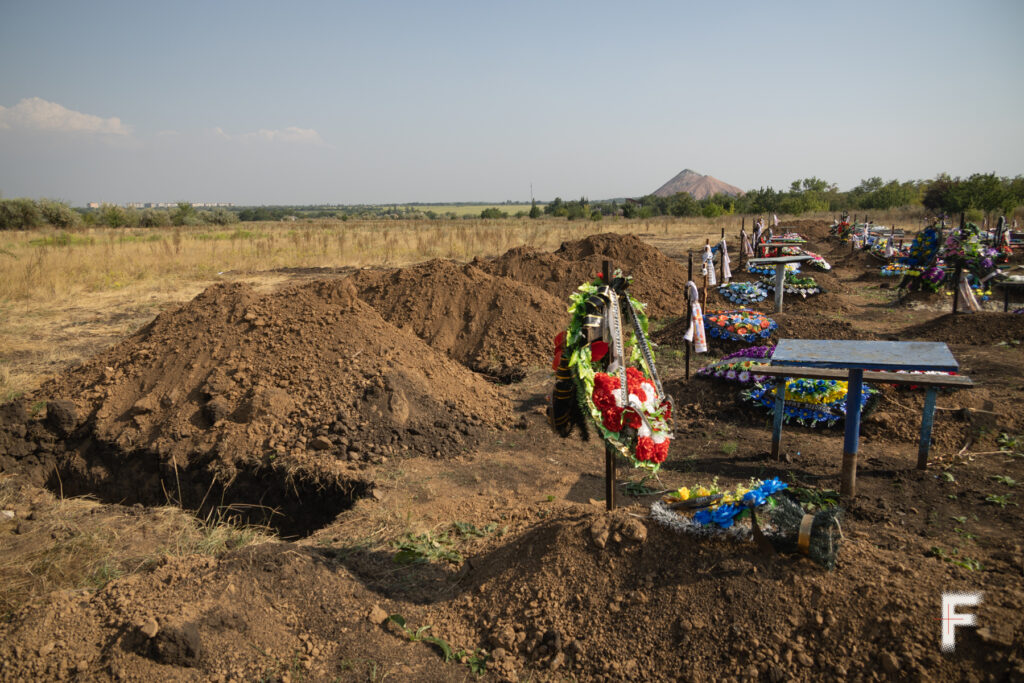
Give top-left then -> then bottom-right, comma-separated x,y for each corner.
387,614 -> 488,675
452,521 -> 497,538
928,546 -> 983,571
788,486 -> 840,510
392,531 -> 463,565
984,493 -> 1016,508
997,432 -> 1023,457
991,475 -> 1017,487
86,560 -> 122,589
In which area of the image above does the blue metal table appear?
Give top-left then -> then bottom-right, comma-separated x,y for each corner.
771,339 -> 960,498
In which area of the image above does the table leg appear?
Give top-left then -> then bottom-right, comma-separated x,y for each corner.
917,387 -> 939,470
1006,287 -> 1010,313
841,369 -> 864,499
774,267 -> 785,313
771,376 -> 786,460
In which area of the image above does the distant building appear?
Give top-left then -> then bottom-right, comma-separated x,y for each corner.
119,201 -> 235,209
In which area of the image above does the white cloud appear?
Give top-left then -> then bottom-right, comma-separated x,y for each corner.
0,97 -> 132,135
214,125 -> 324,145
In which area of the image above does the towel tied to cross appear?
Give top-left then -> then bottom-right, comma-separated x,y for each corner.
683,281 -> 707,353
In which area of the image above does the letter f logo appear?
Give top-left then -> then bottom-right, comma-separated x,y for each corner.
941,592 -> 982,652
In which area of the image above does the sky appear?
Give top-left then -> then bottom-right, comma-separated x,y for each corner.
1,0 -> 1022,206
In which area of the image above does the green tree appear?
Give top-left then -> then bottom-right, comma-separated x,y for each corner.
529,199 -> 541,219
38,199 -> 80,229
138,209 -> 171,227
480,207 -> 508,219
964,173 -> 1007,215
566,197 -> 589,221
922,175 -> 970,215
171,201 -> 196,226
99,203 -> 130,228
742,187 -> 781,214
1004,175 -> 1024,216
668,192 -> 699,217
0,198 -> 43,230
544,197 -> 568,217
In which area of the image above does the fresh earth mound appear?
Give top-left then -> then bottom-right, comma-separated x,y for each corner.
350,259 -> 565,380
900,312 -> 1024,345
769,311 -> 876,341
4,280 -> 513,533
1,507 -> 1020,682
478,233 -> 691,318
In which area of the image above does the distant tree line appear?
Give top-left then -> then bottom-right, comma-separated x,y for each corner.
0,199 -> 242,230
623,173 -> 1024,222
3,173 -> 1021,231
540,197 -> 619,221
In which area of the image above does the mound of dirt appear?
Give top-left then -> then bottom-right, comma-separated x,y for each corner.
900,312 -> 1024,345
478,233 -> 691,318
771,311 -> 876,341
350,260 -> 565,380
774,218 -> 833,240
35,280 -> 513,471
428,510 -> 1019,681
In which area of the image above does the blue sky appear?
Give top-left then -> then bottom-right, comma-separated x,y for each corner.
1,0 -> 1022,205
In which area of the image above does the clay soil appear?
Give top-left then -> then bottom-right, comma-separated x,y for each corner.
1,229 -> 1023,682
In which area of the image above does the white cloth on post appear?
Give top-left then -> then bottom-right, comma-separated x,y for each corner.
741,230 -> 754,257
683,282 -> 708,353
701,245 -> 716,286
719,238 -> 731,282
957,271 -> 981,312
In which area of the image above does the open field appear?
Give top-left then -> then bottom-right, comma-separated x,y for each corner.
1,217 -> 1023,681
402,204 -> 542,217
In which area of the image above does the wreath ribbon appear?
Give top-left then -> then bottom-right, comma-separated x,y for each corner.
798,514 -> 814,555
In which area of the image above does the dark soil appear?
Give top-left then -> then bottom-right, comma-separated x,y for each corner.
350,259 -> 565,380
901,312 -> 1024,345
1,229 -> 1023,682
478,232 -> 692,318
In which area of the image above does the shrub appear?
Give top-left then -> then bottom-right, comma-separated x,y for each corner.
138,209 -> 171,228
0,198 -> 43,230
480,207 -> 508,219
99,203 -> 131,228
171,202 -> 196,226
38,199 -> 80,229
207,208 -> 240,225
701,203 -> 725,218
